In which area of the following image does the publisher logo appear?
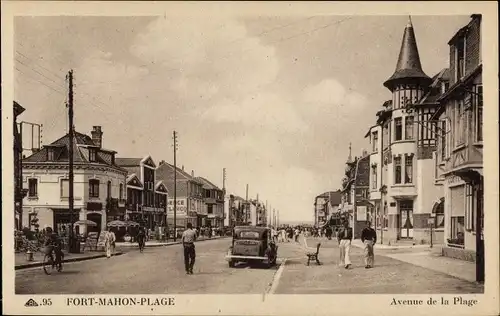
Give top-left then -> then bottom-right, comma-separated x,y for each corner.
25,299 -> 39,307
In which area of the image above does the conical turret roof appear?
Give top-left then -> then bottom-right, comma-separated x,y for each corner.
384,16 -> 431,91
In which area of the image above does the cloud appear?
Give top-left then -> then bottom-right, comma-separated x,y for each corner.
302,78 -> 367,112
199,92 -> 308,133
130,17 -> 279,99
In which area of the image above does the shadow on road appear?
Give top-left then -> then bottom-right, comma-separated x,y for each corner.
230,262 -> 280,270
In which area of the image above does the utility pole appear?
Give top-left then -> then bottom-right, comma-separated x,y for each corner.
173,131 -> 178,241
67,69 -> 78,253
380,124 -> 385,245
245,184 -> 249,225
222,168 -> 226,229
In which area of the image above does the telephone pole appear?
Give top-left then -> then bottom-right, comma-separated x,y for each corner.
222,168 -> 226,229
173,131 -> 178,241
67,69 -> 78,253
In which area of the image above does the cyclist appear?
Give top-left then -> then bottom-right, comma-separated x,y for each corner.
137,225 -> 146,251
44,227 -> 63,270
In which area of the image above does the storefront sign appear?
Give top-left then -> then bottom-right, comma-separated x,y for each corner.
87,202 -> 103,211
356,206 -> 367,221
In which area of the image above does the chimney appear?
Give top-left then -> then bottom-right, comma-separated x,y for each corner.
91,126 -> 103,148
191,170 -> 194,177
182,165 -> 184,171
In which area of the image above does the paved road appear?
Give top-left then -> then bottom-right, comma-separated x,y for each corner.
274,238 -> 484,294
16,238 -> 300,295
16,237 -> 483,295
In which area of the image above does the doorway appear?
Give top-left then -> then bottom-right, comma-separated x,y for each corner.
87,213 -> 102,233
399,200 -> 414,239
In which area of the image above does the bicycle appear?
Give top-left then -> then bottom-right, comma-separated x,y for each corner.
42,245 -> 64,275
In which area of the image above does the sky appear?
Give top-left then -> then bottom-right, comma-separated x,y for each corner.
14,14 -> 471,222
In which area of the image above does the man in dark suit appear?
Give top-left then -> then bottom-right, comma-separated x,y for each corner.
361,221 -> 377,268
337,220 -> 353,269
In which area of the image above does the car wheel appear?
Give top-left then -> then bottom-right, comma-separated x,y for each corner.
228,260 -> 235,268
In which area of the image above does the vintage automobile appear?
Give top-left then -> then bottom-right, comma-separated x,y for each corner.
225,226 -> 278,268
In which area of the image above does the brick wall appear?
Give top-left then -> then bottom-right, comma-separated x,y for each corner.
465,17 -> 481,75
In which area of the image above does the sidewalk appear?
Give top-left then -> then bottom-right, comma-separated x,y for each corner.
272,238 -> 483,294
15,250 -> 123,270
115,235 -> 227,247
351,238 -> 429,250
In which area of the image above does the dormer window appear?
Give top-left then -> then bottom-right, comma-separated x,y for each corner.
47,148 -> 56,161
89,148 -> 97,162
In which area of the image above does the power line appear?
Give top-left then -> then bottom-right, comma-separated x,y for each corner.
15,50 -> 66,82
15,67 -> 66,96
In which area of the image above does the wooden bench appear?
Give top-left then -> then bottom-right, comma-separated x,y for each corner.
301,236 -> 321,266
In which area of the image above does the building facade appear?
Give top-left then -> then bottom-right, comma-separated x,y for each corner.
115,156 -> 168,230
156,162 -> 203,228
196,177 -> 225,228
22,126 -> 127,235
314,190 -> 341,227
433,15 -> 483,264
365,17 -> 446,244
340,151 -> 372,239
14,101 -> 27,230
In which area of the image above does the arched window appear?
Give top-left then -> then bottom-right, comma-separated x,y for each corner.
433,198 -> 445,228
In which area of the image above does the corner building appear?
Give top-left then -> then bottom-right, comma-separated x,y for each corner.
367,18 -> 444,244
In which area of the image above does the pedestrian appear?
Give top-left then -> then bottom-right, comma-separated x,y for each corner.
361,221 -> 377,269
181,222 -> 197,275
104,229 -> 116,258
337,220 -> 353,269
294,227 -> 300,242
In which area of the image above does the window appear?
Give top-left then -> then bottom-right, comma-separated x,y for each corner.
89,179 -> 100,198
394,118 -> 402,141
404,154 -> 413,184
434,200 -> 445,228
107,180 -> 112,198
119,183 -> 124,200
89,149 -> 97,162
28,178 -> 38,197
394,156 -> 402,184
383,123 -> 390,148
465,184 -> 475,231
456,38 -> 465,80
405,116 -> 414,140
450,216 -> 465,245
60,179 -> 69,198
47,148 -> 56,161
475,85 -> 483,142
371,166 -> 377,189
372,131 -> 378,152
455,100 -> 466,146
440,120 -> 447,160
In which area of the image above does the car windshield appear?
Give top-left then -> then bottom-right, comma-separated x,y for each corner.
239,231 -> 260,239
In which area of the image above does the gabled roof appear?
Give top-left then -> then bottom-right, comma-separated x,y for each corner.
417,68 -> 450,104
116,158 -> 142,167
316,190 -> 342,206
195,177 -> 221,190
156,162 -> 203,184
23,131 -> 123,172
155,180 -> 168,193
126,173 -> 143,188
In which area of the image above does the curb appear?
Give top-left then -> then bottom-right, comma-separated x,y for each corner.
116,237 -> 229,248
15,252 -> 124,270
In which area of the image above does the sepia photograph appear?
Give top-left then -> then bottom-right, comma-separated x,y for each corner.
2,1 -> 498,315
